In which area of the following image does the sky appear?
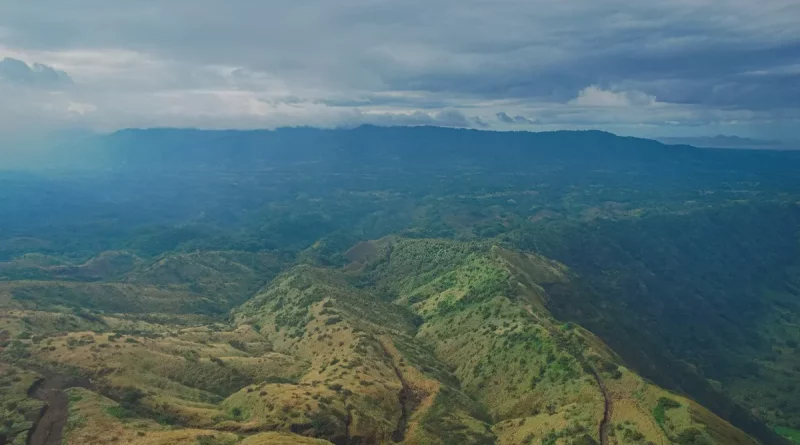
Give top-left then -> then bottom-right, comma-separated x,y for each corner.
0,0 -> 798,141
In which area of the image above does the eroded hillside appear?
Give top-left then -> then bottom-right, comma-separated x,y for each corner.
3,127 -> 800,445
1,238 -> 767,445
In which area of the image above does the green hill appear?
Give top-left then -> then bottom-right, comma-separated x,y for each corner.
2,127 -> 799,445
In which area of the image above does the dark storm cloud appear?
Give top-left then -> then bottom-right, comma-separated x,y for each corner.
0,0 -> 798,136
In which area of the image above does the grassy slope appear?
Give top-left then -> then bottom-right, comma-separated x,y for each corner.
511,203 -> 800,443
727,271 -> 800,432
0,363 -> 43,445
125,250 -> 286,306
232,266 -> 494,444
774,427 -> 800,444
0,250 -> 143,281
0,238 -> 773,445
0,250 -> 289,316
354,237 -> 761,445
0,280 -> 225,315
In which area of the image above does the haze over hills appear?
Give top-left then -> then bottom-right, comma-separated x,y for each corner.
1,126 -> 800,445
655,136 -> 798,151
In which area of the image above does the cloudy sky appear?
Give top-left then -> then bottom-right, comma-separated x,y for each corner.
0,0 -> 798,140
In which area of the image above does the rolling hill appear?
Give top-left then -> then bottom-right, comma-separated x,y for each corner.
2,126 -> 799,445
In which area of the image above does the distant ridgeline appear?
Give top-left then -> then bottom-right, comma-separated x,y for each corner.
1,126 -> 800,445
93,126 -> 800,178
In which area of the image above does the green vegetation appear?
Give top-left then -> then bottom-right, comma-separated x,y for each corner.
0,364 -> 43,445
775,426 -> 800,444
654,397 -> 682,428
2,126 -> 800,445
104,405 -> 134,419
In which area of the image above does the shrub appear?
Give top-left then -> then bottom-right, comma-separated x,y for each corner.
571,434 -> 599,445
325,316 -> 343,325
105,405 -> 133,419
310,412 -> 338,436
229,407 -> 244,420
228,340 -> 247,352
119,387 -> 145,408
674,428 -> 711,445
196,435 -> 230,445
653,397 -> 681,429
658,397 -> 681,409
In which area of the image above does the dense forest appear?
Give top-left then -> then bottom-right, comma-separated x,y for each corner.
1,126 -> 800,445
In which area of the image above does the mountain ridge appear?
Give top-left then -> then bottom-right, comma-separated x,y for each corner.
1,125 -> 799,444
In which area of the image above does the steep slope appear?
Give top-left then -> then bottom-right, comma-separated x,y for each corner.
0,251 -> 142,281
125,250 -> 286,306
0,280 -> 225,315
508,202 -> 800,442
232,266 -> 494,444
3,126 -> 800,445
0,239 -> 776,445
351,237 -> 763,445
0,363 -> 44,445
0,249 -> 291,344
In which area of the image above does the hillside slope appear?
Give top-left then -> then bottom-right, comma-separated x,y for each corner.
3,126 -> 800,444
2,238 -> 770,445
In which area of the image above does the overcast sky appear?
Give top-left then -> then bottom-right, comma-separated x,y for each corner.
0,0 -> 798,140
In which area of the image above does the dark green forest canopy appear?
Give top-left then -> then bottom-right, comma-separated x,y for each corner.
3,126 -> 799,257
2,126 -> 800,444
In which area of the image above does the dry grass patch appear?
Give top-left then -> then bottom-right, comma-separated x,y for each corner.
63,387 -> 238,445
239,431 -> 333,444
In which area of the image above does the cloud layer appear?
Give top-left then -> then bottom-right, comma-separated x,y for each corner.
0,0 -> 798,139
0,57 -> 72,87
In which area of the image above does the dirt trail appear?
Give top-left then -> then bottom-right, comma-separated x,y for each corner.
524,305 -> 612,445
589,368 -> 613,445
378,339 -> 411,443
26,372 -> 92,445
390,375 -> 411,443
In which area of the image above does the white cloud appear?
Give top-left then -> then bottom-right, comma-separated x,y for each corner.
571,86 -> 657,107
0,0 -> 797,138
67,102 -> 96,115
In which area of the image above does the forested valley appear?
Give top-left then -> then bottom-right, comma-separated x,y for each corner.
2,126 -> 800,445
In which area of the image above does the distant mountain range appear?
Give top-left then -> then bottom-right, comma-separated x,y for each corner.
2,124 -> 800,445
657,135 -> 798,150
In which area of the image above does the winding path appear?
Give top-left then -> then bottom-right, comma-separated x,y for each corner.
588,368 -> 613,445
379,341 -> 411,443
26,373 -> 92,445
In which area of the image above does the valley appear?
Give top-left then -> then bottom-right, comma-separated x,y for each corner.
2,126 -> 800,445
